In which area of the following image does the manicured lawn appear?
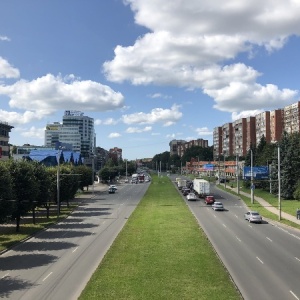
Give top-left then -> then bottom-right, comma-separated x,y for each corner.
79,176 -> 241,300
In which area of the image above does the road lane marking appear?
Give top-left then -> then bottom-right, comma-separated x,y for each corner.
1,273 -> 9,279
266,237 -> 272,242
248,224 -> 253,228
235,236 -> 241,242
222,224 -> 227,228
72,247 -> 78,253
256,257 -> 264,264
295,257 -> 300,262
43,272 -> 53,281
290,290 -> 299,300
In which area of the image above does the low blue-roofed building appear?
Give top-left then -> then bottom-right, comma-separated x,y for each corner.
26,149 -> 83,167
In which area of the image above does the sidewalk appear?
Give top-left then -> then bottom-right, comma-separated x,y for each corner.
224,185 -> 300,226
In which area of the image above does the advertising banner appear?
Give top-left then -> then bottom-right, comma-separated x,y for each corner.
243,166 -> 269,180
203,164 -> 214,171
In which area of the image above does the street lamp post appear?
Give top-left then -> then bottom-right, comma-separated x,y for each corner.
251,149 -> 254,204
224,153 -> 227,188
57,148 -> 62,217
236,154 -> 239,195
92,154 -> 95,195
278,146 -> 281,220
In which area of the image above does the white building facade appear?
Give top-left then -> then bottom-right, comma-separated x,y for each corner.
45,110 -> 95,158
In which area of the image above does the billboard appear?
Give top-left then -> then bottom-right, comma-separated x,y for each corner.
243,166 -> 269,180
203,164 -> 214,171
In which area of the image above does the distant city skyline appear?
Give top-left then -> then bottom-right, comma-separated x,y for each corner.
1,1 -> 300,160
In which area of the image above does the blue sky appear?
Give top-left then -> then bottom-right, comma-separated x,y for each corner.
0,0 -> 300,160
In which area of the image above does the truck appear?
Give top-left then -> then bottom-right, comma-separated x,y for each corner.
192,178 -> 210,198
177,179 -> 187,190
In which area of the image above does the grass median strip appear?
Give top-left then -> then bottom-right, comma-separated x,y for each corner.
79,176 -> 241,300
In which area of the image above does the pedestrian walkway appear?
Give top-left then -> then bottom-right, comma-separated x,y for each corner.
224,185 -> 300,226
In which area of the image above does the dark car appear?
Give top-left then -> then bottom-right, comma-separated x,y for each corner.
205,195 -> 215,205
183,189 -> 190,196
108,187 -> 116,194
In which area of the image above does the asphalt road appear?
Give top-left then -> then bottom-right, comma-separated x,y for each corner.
0,182 -> 150,300
183,180 -> 300,300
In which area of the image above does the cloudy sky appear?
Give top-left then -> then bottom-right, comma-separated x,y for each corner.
0,0 -> 299,160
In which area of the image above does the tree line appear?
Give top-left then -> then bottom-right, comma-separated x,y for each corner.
0,159 -> 93,231
244,132 -> 300,200
98,158 -> 137,182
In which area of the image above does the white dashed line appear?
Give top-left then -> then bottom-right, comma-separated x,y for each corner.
235,236 -> 241,242
43,272 -> 53,281
290,290 -> 299,300
72,247 -> 78,253
266,237 -> 272,242
295,257 -> 300,262
256,257 -> 264,264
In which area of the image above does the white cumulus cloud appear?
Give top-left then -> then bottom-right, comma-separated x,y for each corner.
122,104 -> 182,126
104,0 -> 300,113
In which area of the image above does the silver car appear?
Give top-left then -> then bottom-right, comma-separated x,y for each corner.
212,201 -> 224,211
244,211 -> 262,223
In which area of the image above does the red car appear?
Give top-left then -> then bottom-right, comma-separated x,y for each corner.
205,195 -> 215,205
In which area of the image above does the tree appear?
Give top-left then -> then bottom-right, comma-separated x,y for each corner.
7,160 -> 40,232
76,165 -> 93,190
58,165 -> 79,208
99,167 -> 110,182
0,162 -> 14,223
281,132 -> 300,199
32,162 -> 53,221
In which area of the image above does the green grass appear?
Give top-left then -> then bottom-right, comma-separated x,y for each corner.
79,176 -> 241,300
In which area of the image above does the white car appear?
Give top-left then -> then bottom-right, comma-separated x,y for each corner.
212,201 -> 224,211
186,192 -> 197,201
109,185 -> 117,190
244,211 -> 262,223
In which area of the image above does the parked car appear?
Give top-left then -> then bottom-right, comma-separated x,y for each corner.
204,195 -> 215,205
212,201 -> 224,211
124,179 -> 129,183
187,192 -> 197,201
244,211 -> 262,223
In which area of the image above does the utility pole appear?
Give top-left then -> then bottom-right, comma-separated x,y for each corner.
224,153 -> 227,188
251,149 -> 254,204
236,154 -> 239,195
278,146 -> 281,220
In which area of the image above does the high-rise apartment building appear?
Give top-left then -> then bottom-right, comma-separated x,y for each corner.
270,109 -> 284,143
256,111 -> 270,144
169,139 -> 186,156
0,121 -> 14,161
45,110 -> 95,158
213,101 -> 300,157
284,101 -> 300,134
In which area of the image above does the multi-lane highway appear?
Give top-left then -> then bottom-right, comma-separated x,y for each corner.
183,181 -> 300,300
0,182 -> 149,300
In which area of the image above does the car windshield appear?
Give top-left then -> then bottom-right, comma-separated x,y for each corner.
251,212 -> 259,216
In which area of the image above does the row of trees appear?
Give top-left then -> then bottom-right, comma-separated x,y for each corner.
150,146 -> 214,172
244,132 -> 300,200
98,158 -> 137,182
0,160 -> 93,231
